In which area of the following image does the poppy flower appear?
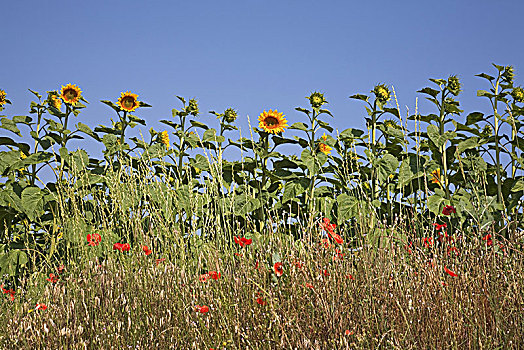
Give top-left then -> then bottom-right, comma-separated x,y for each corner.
208,271 -> 221,280
256,297 -> 267,305
320,218 -> 336,234
346,274 -> 354,280
113,243 -> 123,251
405,242 -> 413,254
142,245 -> 153,255
293,260 -> 304,268
122,243 -> 131,252
345,330 -> 354,336
444,266 -> 458,277
87,233 -> 101,246
273,262 -> 284,277
320,238 -> 331,249
195,305 -> 209,313
423,237 -> 433,248
442,205 -> 456,215
433,223 -> 447,230
155,258 -> 166,266
322,269 -> 330,276
1,286 -> 15,301
304,282 -> 314,289
56,265 -> 65,274
36,303 -> 47,310
46,273 -> 58,283
482,234 -> 493,246
234,236 -> 252,247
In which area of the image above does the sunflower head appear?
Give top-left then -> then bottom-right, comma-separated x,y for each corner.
187,99 -> 199,116
373,84 -> 391,104
383,119 -> 399,129
60,84 -> 82,105
224,108 -> 238,123
0,90 -> 7,106
159,131 -> 170,148
117,91 -> 140,112
258,110 -> 287,134
512,87 -> 524,103
429,168 -> 442,185
47,92 -> 62,110
319,143 -> 332,155
503,65 -> 514,84
307,92 -> 327,109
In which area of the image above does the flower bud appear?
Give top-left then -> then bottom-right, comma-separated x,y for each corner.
187,99 -> 199,116
159,131 -> 170,148
511,87 -> 524,103
224,108 -> 238,123
307,92 -> 327,109
447,75 -> 461,96
373,84 -> 390,104
503,66 -> 515,84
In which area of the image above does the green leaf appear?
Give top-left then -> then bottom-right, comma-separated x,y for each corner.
0,118 -> 21,137
337,194 -> 360,222
282,178 -> 309,203
475,73 -> 495,81
374,153 -> 399,183
465,112 -> 485,126
417,87 -> 440,98
100,100 -> 121,113
289,122 -> 308,131
456,138 -> 479,154
349,94 -> 369,102
190,120 -> 209,130
339,128 -> 364,139
427,124 -> 446,148
76,122 -> 101,141
427,194 -> 446,215
21,187 -> 44,221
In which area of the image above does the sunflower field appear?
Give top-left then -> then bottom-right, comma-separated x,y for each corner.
0,64 -> 523,348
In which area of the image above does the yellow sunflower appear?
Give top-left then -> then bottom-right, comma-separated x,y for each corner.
319,143 -> 332,155
258,110 -> 287,134
159,131 -> 170,148
117,91 -> 140,112
50,94 -> 62,109
0,90 -> 7,106
60,84 -> 82,105
429,168 -> 442,184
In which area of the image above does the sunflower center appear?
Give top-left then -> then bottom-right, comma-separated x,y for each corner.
122,97 -> 135,108
64,89 -> 77,100
264,117 -> 279,126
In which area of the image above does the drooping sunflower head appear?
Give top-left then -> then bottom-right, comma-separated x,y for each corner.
307,92 -> 327,109
319,143 -> 332,155
258,110 -> 287,134
47,92 -> 62,110
117,91 -> 140,112
60,84 -> 82,105
503,65 -> 514,84
512,86 -> 524,103
429,168 -> 442,184
159,131 -> 170,148
383,119 -> 399,129
187,99 -> 199,116
447,75 -> 461,96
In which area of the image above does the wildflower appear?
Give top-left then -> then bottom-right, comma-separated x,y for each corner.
405,242 -> 413,254
223,108 -> 238,123
320,238 -> 331,249
56,265 -> 65,274
60,84 -> 82,105
333,248 -> 344,261
293,260 -> 304,269
195,305 -> 209,313
482,234 -> 493,246
258,110 -> 288,134
273,262 -> 284,277
208,271 -> 221,280
36,303 -> 47,311
87,233 -> 102,246
304,283 -> 314,289
345,330 -> 354,336
423,237 -> 433,248
156,258 -> 166,266
442,205 -> 456,215
511,87 -> 524,103
433,223 -> 447,230
159,131 -> 170,149
48,93 -> 62,109
320,217 -> 336,234
0,90 -> 7,106
447,75 -> 461,96
447,246 -> 459,256
199,274 -> 209,283
346,274 -> 354,280
234,236 -> 252,247
46,273 -> 58,283
319,143 -> 332,155
256,297 -> 267,305
444,266 -> 458,277
121,243 -> 130,252
429,168 -> 442,184
307,92 -> 327,108
113,243 -> 123,251
322,269 -> 330,276
117,91 -> 140,112
142,245 -> 153,255
1,286 -> 15,301
373,84 -> 391,104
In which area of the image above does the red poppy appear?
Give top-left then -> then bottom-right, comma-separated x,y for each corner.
273,262 -> 284,277
322,269 -> 330,276
329,231 -> 344,244
345,330 -> 354,336
56,265 -> 65,274
87,233 -> 102,246
442,205 -> 456,215
320,217 -> 336,234
234,236 -> 252,247
1,286 -> 15,301
142,245 -> 152,255
304,282 -> 314,289
113,243 -> 123,251
333,249 -> 344,261
256,297 -> 267,305
444,266 -> 458,277
199,274 -> 209,282
405,242 -> 413,254
320,238 -> 331,249
482,234 -> 493,246
447,246 -> 459,256
208,271 -> 221,280
346,274 -> 354,280
423,237 -> 433,248
433,223 -> 447,230
293,260 -> 304,268
36,303 -> 47,310
156,258 -> 166,265
437,231 -> 453,243
46,273 -> 58,283
234,252 -> 242,257
195,305 -> 209,313
121,243 -> 130,252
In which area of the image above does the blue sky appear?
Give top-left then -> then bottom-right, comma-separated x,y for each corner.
3,0 -> 524,158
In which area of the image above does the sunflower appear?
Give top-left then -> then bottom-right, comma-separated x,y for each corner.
0,90 -> 7,106
49,94 -> 62,109
60,84 -> 82,105
117,91 -> 140,112
319,143 -> 332,155
429,168 -> 442,184
159,130 -> 170,148
258,110 -> 287,134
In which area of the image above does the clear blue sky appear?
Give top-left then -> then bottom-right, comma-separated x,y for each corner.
3,0 -> 524,158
